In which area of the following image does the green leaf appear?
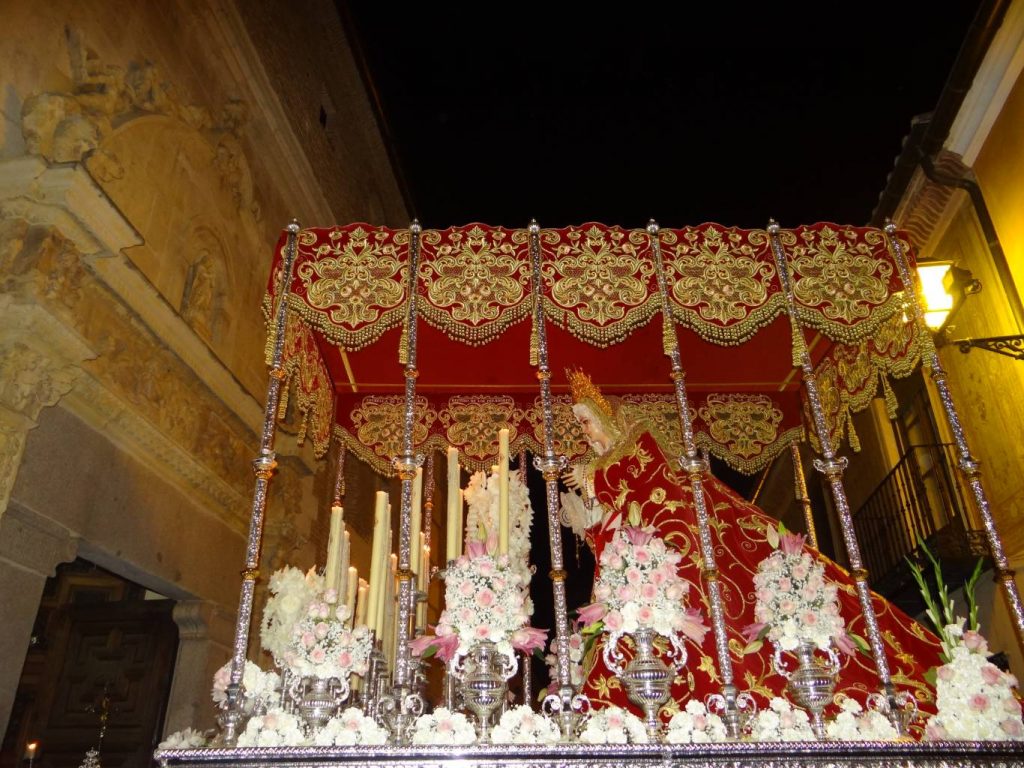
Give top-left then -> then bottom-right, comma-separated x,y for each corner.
924,666 -> 938,687
742,639 -> 763,655
849,633 -> 871,656
419,644 -> 438,660
766,524 -> 780,549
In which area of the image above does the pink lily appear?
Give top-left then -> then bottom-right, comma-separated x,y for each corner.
576,602 -> 608,628
409,633 -> 436,657
834,631 -> 856,656
511,626 -> 548,653
624,526 -> 654,547
678,607 -> 709,645
742,621 -> 768,643
779,531 -> 806,556
432,632 -> 461,663
466,539 -> 487,559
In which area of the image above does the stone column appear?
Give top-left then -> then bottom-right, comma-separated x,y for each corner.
0,504 -> 77,734
164,600 -> 237,736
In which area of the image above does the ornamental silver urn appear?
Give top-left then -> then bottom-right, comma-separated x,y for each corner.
604,627 -> 687,741
454,641 -> 517,740
773,640 -> 839,739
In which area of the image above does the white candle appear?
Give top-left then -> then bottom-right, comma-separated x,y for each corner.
355,578 -> 369,626
345,565 -> 358,626
417,536 -> 430,629
410,467 -> 423,576
376,524 -> 392,641
498,428 -> 510,556
324,505 -> 344,591
338,530 -> 350,599
446,447 -> 461,562
367,492 -> 389,634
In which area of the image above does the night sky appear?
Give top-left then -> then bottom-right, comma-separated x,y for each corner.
342,2 -> 981,229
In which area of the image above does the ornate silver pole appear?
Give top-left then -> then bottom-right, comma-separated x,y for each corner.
790,442 -> 819,550
219,220 -> 301,745
884,223 -> 1024,653
518,446 -> 534,708
528,221 -> 587,737
332,440 -> 346,507
768,221 -> 910,730
648,220 -> 751,737
380,221 -> 426,742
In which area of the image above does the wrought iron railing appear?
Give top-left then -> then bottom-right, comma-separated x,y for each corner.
853,443 -> 986,605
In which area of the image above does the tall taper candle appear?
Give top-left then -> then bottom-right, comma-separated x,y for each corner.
355,578 -> 369,626
367,491 -> 388,633
338,530 -> 350,600
498,428 -> 510,555
410,467 -> 423,576
345,565 -> 358,626
446,447 -> 461,561
325,505 -> 344,591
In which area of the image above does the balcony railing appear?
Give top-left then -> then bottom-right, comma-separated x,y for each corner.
853,443 -> 987,609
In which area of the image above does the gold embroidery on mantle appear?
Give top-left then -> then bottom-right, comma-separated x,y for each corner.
697,393 -> 783,459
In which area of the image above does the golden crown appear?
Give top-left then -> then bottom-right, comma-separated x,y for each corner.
565,368 -> 614,420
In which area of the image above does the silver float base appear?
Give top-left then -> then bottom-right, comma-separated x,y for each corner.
157,741 -> 1024,768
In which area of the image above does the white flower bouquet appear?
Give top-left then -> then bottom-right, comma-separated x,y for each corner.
490,705 -> 560,744
313,707 -> 389,746
825,696 -> 899,741
236,708 -> 307,747
664,700 -> 728,743
746,529 -> 853,654
211,660 -> 281,712
282,600 -> 371,681
260,566 -> 322,664
925,622 -> 1024,741
748,697 -> 815,741
578,706 -> 649,744
157,727 -> 208,750
577,526 -> 708,642
411,707 -> 477,745
411,545 -> 544,663
464,467 -> 535,596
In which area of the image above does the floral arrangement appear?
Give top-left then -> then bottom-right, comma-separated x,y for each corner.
283,602 -> 371,681
411,546 -> 545,662
236,708 -> 306,747
259,565 -> 371,681
746,529 -> 853,654
577,526 -> 707,642
411,707 -> 477,745
260,566 -> 323,664
925,621 -> 1024,741
910,543 -> 1024,741
464,467 -> 536,599
157,728 -> 208,750
491,705 -> 561,744
312,707 -> 389,746
578,706 -> 649,744
664,700 -> 728,743
747,697 -> 815,741
211,660 -> 281,711
825,696 -> 899,741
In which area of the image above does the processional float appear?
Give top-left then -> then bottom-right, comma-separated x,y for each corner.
157,219 -> 1024,765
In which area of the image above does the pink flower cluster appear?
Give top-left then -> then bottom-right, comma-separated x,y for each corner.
283,596 -> 371,681
579,526 -> 707,642
748,531 -> 849,652
411,552 -> 542,662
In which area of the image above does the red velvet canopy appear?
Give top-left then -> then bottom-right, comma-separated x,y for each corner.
264,222 -> 920,474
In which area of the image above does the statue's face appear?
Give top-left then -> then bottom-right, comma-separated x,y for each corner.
572,404 -> 612,456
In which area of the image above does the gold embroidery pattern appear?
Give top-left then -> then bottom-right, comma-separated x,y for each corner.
349,395 -> 437,463
419,227 -> 531,345
438,395 -> 526,459
662,225 -> 785,344
697,393 -> 783,459
788,226 -> 902,339
292,225 -> 407,350
541,225 -> 658,346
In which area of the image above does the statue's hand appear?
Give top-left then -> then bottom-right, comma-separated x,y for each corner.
560,489 -> 605,536
562,463 -> 589,492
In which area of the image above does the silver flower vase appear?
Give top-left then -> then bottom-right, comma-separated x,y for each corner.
295,676 -> 349,732
453,641 -> 517,740
773,640 -> 839,739
604,627 -> 687,740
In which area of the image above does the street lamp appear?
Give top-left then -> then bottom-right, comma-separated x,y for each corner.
915,261 -> 1024,360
